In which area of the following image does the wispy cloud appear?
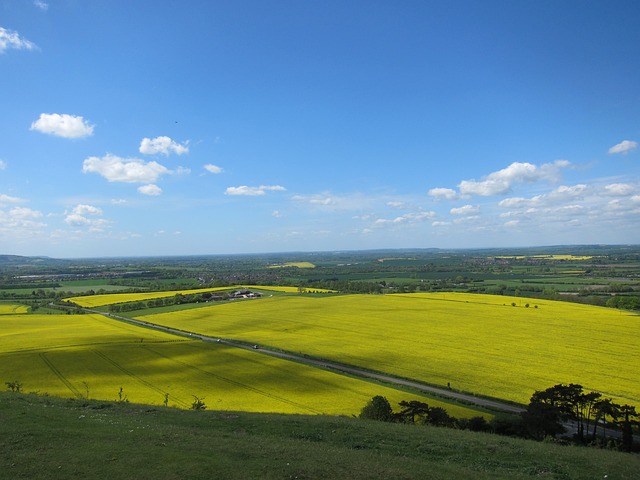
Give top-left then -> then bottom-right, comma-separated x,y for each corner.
0,27 -> 37,53
34,1 -> 49,11
225,185 -> 286,196
139,136 -> 189,156
204,164 -> 223,174
450,204 -> 479,215
0,194 -> 26,206
31,113 -> 94,139
608,140 -> 637,155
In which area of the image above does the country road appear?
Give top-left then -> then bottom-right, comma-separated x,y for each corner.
89,308 -> 525,414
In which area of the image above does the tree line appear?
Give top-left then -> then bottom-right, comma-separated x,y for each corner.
360,383 -> 639,453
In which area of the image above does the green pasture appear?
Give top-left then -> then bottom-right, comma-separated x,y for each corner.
0,313 -> 480,417
138,292 -> 640,406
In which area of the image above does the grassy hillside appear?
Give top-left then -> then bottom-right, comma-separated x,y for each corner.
1,392 -> 638,480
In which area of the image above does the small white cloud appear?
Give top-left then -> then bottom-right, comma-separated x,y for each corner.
374,211 -> 436,226
0,27 -> 37,53
0,194 -> 25,205
0,159 -> 6,170
428,187 -> 457,200
83,154 -> 169,183
604,183 -> 634,196
111,198 -> 128,205
432,221 -> 449,227
608,140 -> 638,155
138,184 -> 162,196
498,197 -> 528,208
204,164 -> 223,174
34,1 -> 48,11
450,204 -> 479,215
71,204 -> 102,216
31,113 -> 94,138
139,136 -> 189,156
504,220 -> 520,227
225,185 -> 286,196
386,201 -> 405,208
8,206 -> 42,221
272,210 -> 283,218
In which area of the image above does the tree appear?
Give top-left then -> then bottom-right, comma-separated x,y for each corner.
593,398 -> 621,442
398,400 -> 430,424
617,404 -> 638,451
359,396 -> 393,422
190,395 -> 206,410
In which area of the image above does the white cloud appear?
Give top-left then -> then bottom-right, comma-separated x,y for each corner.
0,159 -> 6,170
428,187 -> 458,200
458,160 -> 569,197
272,210 -> 283,218
608,140 -> 638,155
386,201 -> 405,208
374,211 -> 436,226
604,183 -> 634,196
0,207 -> 46,238
71,204 -> 103,216
225,185 -> 286,196
450,204 -> 479,215
83,154 -> 169,183
34,1 -> 48,11
139,136 -> 189,156
0,194 -> 25,205
138,184 -> 162,196
63,204 -> 109,230
7,206 -> 41,220
30,113 -> 94,138
0,27 -> 37,53
204,164 -> 223,174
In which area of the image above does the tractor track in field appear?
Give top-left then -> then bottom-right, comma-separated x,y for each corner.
39,352 -> 83,399
85,308 -> 525,414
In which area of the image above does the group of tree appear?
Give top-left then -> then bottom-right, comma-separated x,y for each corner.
360,384 -> 639,452
522,383 -> 638,451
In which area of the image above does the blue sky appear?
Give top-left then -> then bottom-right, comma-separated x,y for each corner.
1,1 -> 639,258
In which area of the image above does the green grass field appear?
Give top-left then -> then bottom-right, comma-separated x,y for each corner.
2,392 -> 638,480
137,292 -> 640,406
0,312 -> 480,417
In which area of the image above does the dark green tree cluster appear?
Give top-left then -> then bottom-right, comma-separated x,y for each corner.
360,385 -> 639,453
522,383 -> 639,450
605,295 -> 640,310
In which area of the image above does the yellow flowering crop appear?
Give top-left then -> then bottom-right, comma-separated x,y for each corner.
0,313 -> 475,417
140,292 -> 639,406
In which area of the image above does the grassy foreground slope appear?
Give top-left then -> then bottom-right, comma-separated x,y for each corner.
1,392 -> 638,480
0,313 -> 479,417
139,292 -> 640,405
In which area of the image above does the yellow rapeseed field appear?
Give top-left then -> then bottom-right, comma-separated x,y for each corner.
65,285 -> 333,308
0,304 -> 29,314
139,292 -> 640,406
0,313 -> 475,417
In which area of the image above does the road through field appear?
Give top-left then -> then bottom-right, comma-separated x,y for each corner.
93,309 -> 525,414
